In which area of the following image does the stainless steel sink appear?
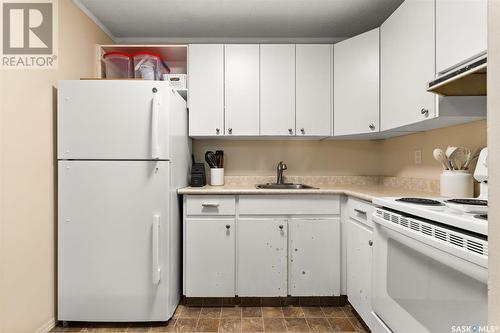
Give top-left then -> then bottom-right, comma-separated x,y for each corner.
256,183 -> 318,189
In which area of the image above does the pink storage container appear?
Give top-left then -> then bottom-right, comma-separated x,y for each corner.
102,52 -> 133,78
132,52 -> 169,80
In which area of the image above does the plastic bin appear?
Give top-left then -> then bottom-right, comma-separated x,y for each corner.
133,52 -> 169,80
102,52 -> 133,78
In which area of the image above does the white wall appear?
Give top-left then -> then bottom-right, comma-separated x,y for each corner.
488,0 -> 500,325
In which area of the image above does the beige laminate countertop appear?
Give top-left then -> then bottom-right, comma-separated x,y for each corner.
177,184 -> 439,202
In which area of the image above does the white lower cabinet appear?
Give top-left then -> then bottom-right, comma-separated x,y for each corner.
346,197 -> 375,326
347,220 -> 373,324
185,218 -> 235,297
183,194 -> 341,298
238,219 -> 288,296
289,218 -> 340,296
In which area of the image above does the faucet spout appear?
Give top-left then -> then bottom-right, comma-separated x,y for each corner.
276,161 -> 288,184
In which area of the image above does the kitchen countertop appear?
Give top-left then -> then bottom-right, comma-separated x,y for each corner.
177,184 -> 439,202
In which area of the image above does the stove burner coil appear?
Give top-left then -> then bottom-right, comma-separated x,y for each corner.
396,198 -> 444,206
445,199 -> 488,206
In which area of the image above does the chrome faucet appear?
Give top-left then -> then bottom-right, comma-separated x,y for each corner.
276,161 -> 288,184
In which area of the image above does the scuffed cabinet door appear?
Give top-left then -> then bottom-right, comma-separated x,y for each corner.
238,219 -> 288,296
288,218 -> 340,296
185,218 -> 235,297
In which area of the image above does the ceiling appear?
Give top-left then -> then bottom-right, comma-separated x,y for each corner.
74,0 -> 404,43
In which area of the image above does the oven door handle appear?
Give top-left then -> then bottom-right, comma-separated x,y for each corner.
374,215 -> 488,283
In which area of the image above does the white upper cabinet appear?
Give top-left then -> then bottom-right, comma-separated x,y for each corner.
334,28 -> 379,136
188,44 -> 224,136
225,44 -> 260,136
260,44 -> 296,136
436,0 -> 487,74
380,0 -> 436,131
296,44 -> 332,136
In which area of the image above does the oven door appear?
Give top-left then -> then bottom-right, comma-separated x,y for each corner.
372,209 -> 488,333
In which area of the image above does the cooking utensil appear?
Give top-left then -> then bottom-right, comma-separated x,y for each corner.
215,150 -> 224,168
205,151 -> 218,168
445,146 -> 459,170
463,147 -> 481,170
451,147 -> 468,170
433,148 -> 451,170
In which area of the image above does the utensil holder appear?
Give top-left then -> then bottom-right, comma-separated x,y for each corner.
440,170 -> 473,198
210,168 -> 224,186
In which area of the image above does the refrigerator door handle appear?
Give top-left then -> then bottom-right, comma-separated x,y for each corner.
151,88 -> 161,159
152,214 -> 161,284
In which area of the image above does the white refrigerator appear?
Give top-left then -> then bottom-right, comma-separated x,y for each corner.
57,80 -> 190,322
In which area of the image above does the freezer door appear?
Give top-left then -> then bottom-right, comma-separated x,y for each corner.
58,161 -> 171,321
57,80 -> 171,160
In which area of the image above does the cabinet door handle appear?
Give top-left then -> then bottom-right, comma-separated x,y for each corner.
228,128 -> 233,134
225,224 -> 231,230
288,128 -> 293,135
300,128 -> 305,134
368,240 -> 373,246
369,124 -> 375,131
216,128 -> 220,135
421,108 -> 429,117
279,224 -> 284,230
202,203 -> 220,207
354,208 -> 367,215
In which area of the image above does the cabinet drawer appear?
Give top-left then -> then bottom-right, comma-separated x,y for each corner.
347,197 -> 374,228
239,195 -> 340,215
186,195 -> 236,216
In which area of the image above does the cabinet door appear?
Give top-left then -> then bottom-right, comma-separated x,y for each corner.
260,44 -> 296,136
346,219 -> 373,325
225,44 -> 260,136
238,219 -> 287,296
188,44 -> 224,136
334,29 -> 379,136
289,218 -> 340,296
436,0 -> 487,74
380,0 -> 436,131
296,44 -> 332,136
185,218 -> 235,297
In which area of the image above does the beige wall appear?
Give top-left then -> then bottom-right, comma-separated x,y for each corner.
193,140 -> 383,176
0,1 -> 112,332
380,120 -> 487,179
488,0 -> 500,325
193,120 -> 486,179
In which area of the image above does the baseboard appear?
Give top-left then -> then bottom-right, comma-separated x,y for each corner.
183,295 -> 348,307
35,318 -> 56,333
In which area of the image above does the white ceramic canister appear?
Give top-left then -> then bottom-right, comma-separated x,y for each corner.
210,168 -> 224,186
440,170 -> 473,198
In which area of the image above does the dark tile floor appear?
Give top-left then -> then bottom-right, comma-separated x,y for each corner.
50,304 -> 367,332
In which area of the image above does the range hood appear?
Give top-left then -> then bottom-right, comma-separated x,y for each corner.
427,56 -> 486,96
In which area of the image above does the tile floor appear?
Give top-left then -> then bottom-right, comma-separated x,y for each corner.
50,304 -> 367,332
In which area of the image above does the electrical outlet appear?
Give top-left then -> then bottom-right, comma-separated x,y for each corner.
414,149 -> 422,165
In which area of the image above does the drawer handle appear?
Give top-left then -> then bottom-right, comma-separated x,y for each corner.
202,203 -> 220,207
279,225 -> 284,230
368,240 -> 373,246
226,224 -> 231,230
354,208 -> 367,215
